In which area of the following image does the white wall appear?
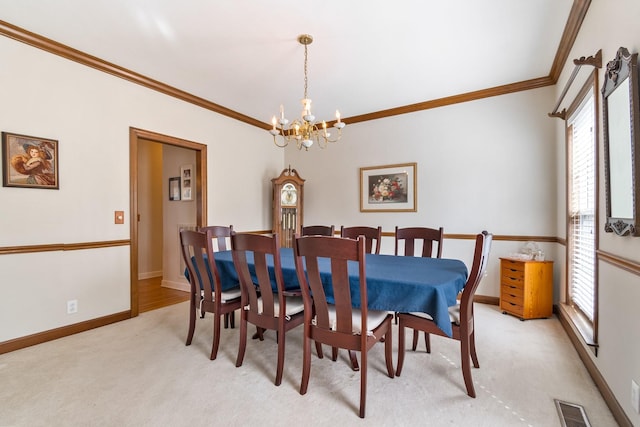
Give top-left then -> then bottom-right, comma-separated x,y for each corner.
553,0 -> 640,424
286,87 -> 558,298
0,36 -> 282,341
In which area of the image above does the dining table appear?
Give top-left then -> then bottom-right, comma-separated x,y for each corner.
209,247 -> 468,337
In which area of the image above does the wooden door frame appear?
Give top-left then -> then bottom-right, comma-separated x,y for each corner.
129,127 -> 208,317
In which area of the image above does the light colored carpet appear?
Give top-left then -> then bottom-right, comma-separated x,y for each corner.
0,302 -> 618,426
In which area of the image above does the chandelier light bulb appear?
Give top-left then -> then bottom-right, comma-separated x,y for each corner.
302,98 -> 311,114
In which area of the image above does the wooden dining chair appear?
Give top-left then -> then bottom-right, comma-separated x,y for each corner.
196,225 -> 235,327
394,226 -> 444,258
197,224 -> 233,251
340,226 -> 382,370
293,235 -> 394,418
180,229 -> 242,360
301,225 -> 335,237
231,232 -> 305,386
340,226 -> 382,254
394,226 -> 444,329
396,231 -> 492,398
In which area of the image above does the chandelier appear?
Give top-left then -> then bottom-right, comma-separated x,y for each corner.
269,34 -> 345,150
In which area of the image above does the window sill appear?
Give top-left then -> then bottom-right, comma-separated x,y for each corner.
558,303 -> 598,356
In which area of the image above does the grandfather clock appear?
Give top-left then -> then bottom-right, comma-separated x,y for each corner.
272,166 -> 304,248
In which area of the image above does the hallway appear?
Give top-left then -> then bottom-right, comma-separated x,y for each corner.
138,276 -> 189,313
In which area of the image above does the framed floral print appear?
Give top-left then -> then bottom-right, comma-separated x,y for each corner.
2,132 -> 59,189
360,162 -> 417,212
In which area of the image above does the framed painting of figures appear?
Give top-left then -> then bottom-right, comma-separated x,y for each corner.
2,132 -> 59,189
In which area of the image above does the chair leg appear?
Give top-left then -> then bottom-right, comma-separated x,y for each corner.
275,325 -> 285,386
425,332 -> 431,353
411,329 -> 419,351
251,327 -> 265,340
236,315 -> 247,367
331,347 -> 338,361
186,295 -> 197,346
396,319 -> 405,376
210,311 -> 221,360
460,334 -> 476,398
300,330 -> 312,395
349,350 -> 360,371
315,341 -> 324,359
224,313 -> 229,329
359,348 -> 367,418
384,324 -> 394,378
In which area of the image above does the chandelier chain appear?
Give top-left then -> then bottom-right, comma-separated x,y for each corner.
303,43 -> 308,100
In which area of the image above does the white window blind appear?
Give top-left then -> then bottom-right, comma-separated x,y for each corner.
568,93 -> 595,322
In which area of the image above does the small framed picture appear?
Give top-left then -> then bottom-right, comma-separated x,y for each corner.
360,162 -> 417,212
2,132 -> 59,189
180,164 -> 193,201
169,177 -> 181,201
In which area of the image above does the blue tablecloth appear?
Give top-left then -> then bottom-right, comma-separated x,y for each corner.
211,248 -> 468,336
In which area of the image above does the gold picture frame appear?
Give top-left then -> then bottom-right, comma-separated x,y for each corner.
2,132 -> 59,189
360,162 -> 417,212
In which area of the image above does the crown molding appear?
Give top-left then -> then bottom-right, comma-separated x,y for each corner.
0,0 -> 591,127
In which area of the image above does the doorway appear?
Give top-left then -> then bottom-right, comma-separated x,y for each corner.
129,127 -> 208,317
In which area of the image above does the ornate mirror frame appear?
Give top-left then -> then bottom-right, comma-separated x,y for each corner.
602,47 -> 640,236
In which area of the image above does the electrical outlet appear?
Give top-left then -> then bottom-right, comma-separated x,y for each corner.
632,379 -> 640,414
67,299 -> 78,314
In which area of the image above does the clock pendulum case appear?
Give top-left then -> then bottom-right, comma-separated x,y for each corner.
272,166 -> 304,248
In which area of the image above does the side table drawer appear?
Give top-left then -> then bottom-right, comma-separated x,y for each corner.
500,300 -> 524,316
501,284 -> 524,300
501,259 -> 525,273
501,273 -> 524,288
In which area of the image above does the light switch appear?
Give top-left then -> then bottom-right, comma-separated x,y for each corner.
114,211 -> 125,224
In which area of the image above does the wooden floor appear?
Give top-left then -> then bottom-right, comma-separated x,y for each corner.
138,276 -> 189,313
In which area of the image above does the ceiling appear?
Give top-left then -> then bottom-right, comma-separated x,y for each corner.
0,0 -> 577,128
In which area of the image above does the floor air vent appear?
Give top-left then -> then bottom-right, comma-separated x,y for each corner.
554,399 -> 591,427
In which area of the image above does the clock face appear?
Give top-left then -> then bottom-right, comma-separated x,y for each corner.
281,183 -> 297,206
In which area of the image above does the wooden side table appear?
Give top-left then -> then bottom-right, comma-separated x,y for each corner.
499,257 -> 553,320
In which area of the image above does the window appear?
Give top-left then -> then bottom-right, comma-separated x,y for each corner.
566,73 -> 598,348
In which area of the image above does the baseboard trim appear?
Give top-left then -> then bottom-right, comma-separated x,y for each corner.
557,306 -> 633,427
138,270 -> 163,280
162,279 -> 189,292
0,310 -> 131,355
474,295 -> 499,305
